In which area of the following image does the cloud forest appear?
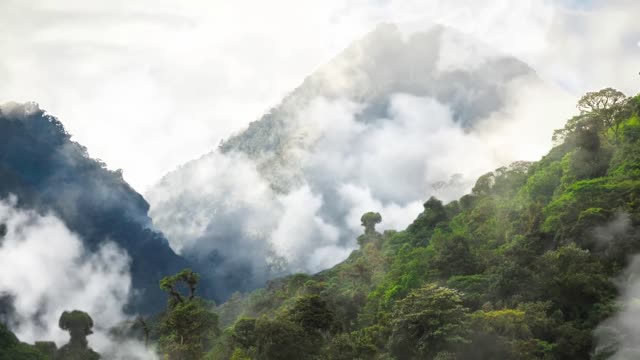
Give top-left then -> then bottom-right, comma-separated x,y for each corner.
1,1 -> 639,359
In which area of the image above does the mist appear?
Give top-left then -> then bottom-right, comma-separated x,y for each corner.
148,59 -> 577,296
1,0 -> 637,191
0,195 -> 156,359
144,0 -> 640,295
0,0 -> 639,356
595,255 -> 640,358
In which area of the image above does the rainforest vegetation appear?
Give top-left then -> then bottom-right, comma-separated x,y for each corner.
3,87 -> 640,359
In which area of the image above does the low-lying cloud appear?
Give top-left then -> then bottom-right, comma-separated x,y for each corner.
148,70 -> 576,296
595,257 -> 640,359
0,195 -> 156,359
1,0 -> 637,191
592,212 -> 640,359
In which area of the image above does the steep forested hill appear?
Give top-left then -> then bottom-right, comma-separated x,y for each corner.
0,102 -> 190,313
206,90 -> 640,359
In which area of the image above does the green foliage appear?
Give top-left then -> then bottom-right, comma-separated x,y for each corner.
533,244 -> 614,320
252,317 -> 312,360
58,310 -> 94,338
159,269 -> 219,360
161,268 -> 201,306
198,87 -> 640,359
388,284 -> 469,359
446,274 -> 490,308
321,330 -> 378,360
56,310 -> 100,360
358,211 -> 384,247
0,324 -> 47,360
286,295 -> 334,333
361,212 -> 382,234
407,197 -> 449,245
430,234 -> 478,278
231,318 -> 257,350
553,88 -> 631,145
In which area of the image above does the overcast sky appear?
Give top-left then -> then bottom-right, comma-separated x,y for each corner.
1,0 -> 638,191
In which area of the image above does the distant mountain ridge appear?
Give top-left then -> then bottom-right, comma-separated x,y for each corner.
148,23 -> 552,300
217,23 -> 535,191
0,102 -> 191,313
220,23 -> 532,153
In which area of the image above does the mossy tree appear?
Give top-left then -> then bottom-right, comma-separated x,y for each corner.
159,269 -> 219,360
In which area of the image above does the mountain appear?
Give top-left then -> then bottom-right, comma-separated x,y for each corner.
216,23 -> 536,192
147,23 -> 562,300
0,102 -> 190,313
207,92 -> 640,359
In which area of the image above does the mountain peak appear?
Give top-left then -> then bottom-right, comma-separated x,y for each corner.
148,22 -> 556,300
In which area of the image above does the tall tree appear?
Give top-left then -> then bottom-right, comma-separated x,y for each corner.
388,284 -> 469,360
56,310 -> 100,360
159,269 -> 219,360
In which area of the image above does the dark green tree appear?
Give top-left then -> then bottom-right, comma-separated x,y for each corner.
287,295 -> 334,334
358,212 -> 383,247
431,234 -> 478,278
0,323 -> 47,360
553,88 -> 631,145
407,197 -> 449,246
253,317 -> 310,360
159,269 -> 219,360
388,284 -> 469,359
56,310 -> 100,360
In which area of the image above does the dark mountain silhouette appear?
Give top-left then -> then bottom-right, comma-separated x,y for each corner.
0,102 -> 191,313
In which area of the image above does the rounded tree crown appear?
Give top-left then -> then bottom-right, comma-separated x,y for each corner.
59,310 -> 94,335
361,212 -> 382,226
361,212 -> 382,234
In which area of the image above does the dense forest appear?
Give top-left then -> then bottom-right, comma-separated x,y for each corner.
2,87 -> 640,359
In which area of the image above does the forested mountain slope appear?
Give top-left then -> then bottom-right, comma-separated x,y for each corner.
0,103 -> 191,313
3,90 -> 638,360
208,90 -> 640,359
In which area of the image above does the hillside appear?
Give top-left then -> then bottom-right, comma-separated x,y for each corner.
0,102 -> 191,314
3,90 -> 639,360
206,89 -> 640,359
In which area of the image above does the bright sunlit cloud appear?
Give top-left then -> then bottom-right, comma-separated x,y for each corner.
0,0 -> 638,191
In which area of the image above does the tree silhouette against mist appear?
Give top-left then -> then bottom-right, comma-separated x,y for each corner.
360,212 -> 382,235
358,212 -> 383,248
56,310 -> 100,360
553,88 -> 632,145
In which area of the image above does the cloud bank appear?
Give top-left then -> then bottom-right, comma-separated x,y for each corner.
1,0 -> 637,191
0,196 -> 156,359
149,69 -> 576,294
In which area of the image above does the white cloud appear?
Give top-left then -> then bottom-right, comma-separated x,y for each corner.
528,0 -> 640,95
595,256 -> 640,359
337,183 -> 423,235
147,151 -> 275,255
0,196 -> 155,359
592,212 -> 639,359
270,186 -> 341,272
148,72 -> 576,281
1,0 -> 636,191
